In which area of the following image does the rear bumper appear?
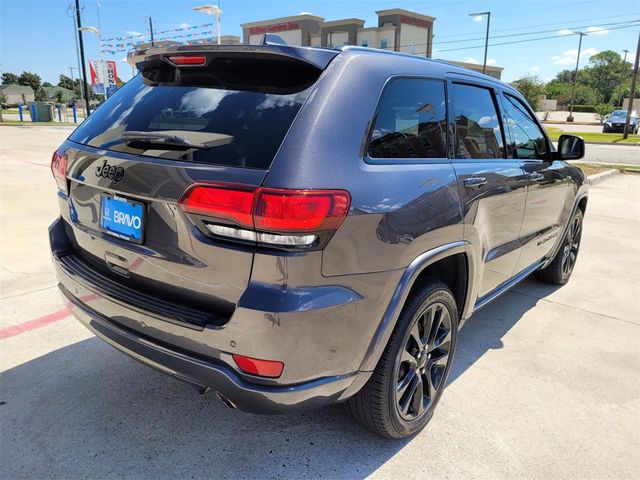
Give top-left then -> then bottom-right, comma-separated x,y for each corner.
49,217 -> 376,413
59,283 -> 357,413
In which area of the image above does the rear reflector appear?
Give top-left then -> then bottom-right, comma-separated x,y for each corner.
168,55 -> 207,66
179,184 -> 350,239
232,354 -> 284,378
51,150 -> 68,194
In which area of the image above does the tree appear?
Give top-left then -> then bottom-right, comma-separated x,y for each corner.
581,51 -> 632,104
553,69 -> 576,84
545,81 -> 602,106
42,81 -> 53,88
511,75 -> 545,111
594,103 -> 613,123
58,74 -> 75,90
1,72 -> 19,85
56,90 -> 64,103
17,71 -> 42,92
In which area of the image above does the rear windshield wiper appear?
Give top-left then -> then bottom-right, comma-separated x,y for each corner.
120,131 -> 210,150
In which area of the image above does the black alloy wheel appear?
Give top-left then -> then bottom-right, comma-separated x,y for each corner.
394,302 -> 452,421
561,213 -> 582,277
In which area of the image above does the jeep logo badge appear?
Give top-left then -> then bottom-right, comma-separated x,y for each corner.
95,160 -> 124,183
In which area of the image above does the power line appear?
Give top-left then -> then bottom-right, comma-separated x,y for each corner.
436,11 -> 640,39
431,19 -> 639,46
376,22 -> 639,53
435,23 -> 640,53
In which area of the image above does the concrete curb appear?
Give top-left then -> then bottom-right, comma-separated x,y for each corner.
587,169 -> 620,185
584,141 -> 640,146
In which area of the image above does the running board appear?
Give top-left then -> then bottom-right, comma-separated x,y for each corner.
474,260 -> 544,312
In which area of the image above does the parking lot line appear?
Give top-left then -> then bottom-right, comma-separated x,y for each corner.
0,293 -> 96,340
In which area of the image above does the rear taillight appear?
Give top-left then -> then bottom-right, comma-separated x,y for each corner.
167,55 -> 207,66
254,189 -> 350,232
51,150 -> 68,194
232,354 -> 284,378
180,184 -> 255,228
178,184 -> 350,248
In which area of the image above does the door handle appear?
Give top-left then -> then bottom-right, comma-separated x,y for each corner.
463,177 -> 487,189
526,172 -> 545,182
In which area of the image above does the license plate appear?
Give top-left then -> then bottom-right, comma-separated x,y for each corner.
100,194 -> 145,243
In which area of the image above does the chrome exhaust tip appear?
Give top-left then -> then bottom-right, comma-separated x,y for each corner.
215,391 -> 238,409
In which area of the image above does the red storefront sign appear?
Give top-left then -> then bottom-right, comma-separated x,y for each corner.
248,22 -> 300,36
400,15 -> 431,29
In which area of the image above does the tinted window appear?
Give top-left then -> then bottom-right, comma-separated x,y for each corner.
69,76 -> 309,169
452,83 -> 504,159
502,94 -> 548,159
368,78 -> 447,159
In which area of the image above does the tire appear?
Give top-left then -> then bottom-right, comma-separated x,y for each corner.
536,209 -> 583,285
348,278 -> 458,439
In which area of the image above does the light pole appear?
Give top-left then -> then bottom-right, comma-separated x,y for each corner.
469,11 -> 490,74
619,49 -> 630,106
193,4 -> 222,45
567,32 -> 586,123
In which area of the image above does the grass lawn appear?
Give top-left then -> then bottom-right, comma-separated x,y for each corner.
545,126 -> 640,144
571,162 -> 640,176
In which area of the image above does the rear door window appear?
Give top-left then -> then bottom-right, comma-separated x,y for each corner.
451,83 -> 504,159
367,78 -> 447,159
69,75 -> 310,169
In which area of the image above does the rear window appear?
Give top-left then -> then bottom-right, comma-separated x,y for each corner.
69,75 -> 310,169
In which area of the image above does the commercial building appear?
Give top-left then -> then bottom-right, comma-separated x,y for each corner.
240,8 -> 502,79
241,9 -> 434,56
444,60 -> 504,80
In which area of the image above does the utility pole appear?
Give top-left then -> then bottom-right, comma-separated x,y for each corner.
567,32 -> 586,123
68,67 -> 77,104
622,32 -> 640,139
75,0 -> 91,116
149,17 -> 155,46
469,12 -> 490,74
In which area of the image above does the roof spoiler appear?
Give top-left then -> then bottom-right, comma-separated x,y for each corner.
128,43 -> 339,71
130,43 -> 339,94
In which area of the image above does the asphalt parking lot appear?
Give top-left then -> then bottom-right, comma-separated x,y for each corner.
1,125 -> 639,479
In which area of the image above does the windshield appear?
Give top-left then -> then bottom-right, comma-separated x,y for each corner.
609,111 -> 628,120
69,75 -> 310,169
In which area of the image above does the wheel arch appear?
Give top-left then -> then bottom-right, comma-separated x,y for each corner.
356,241 -> 477,375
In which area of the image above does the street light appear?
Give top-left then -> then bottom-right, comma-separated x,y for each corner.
78,26 -> 99,35
79,26 -> 107,99
567,32 -> 587,123
619,49 -> 630,106
193,4 -> 222,45
469,11 -> 490,74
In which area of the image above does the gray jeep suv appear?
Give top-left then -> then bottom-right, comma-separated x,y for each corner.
49,42 -> 587,438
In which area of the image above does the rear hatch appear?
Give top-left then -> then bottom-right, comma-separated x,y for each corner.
58,45 -> 338,327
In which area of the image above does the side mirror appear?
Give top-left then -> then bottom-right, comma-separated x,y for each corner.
555,134 -> 585,160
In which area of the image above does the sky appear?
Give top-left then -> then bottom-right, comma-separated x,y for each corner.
0,0 -> 638,85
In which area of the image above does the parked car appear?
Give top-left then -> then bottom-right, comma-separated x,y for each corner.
49,42 -> 588,439
603,109 -> 638,134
